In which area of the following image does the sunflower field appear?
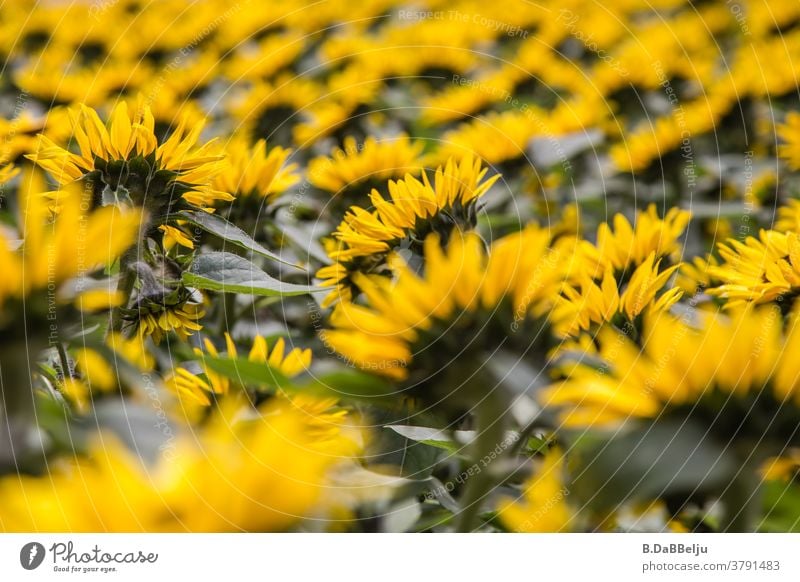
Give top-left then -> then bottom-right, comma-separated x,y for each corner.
1,0 -> 800,534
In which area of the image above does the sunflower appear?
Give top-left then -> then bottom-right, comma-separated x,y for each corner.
579,205 -> 691,274
435,111 -> 539,167
317,155 -> 499,306
552,253 -> 683,337
229,75 -> 321,144
59,333 -> 153,413
776,199 -> 800,233
321,227 -> 573,386
778,112 -> 800,170
118,257 -> 206,345
307,134 -> 425,195
127,294 -> 205,345
0,163 -> 18,185
222,31 -> 304,82
27,101 -> 229,213
213,137 -> 299,203
420,69 -> 517,126
0,179 -> 140,312
761,450 -> 800,482
544,307 -> 800,438
168,333 -> 312,406
0,399 -> 358,532
706,230 -> 800,308
496,449 -> 574,533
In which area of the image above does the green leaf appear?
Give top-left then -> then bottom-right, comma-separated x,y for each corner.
305,370 -> 399,402
570,420 -> 738,511
202,356 -> 291,388
203,359 -> 398,404
387,425 -> 460,454
760,480 -> 800,532
184,252 -> 319,297
178,210 -> 302,269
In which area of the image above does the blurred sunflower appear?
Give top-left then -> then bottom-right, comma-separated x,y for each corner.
552,253 -> 683,337
544,307 -> 800,439
0,180 -> 140,315
435,111 -> 539,167
778,112 -> 800,170
0,399 -> 359,532
579,205 -> 691,274
776,199 -> 800,233
214,137 -> 299,204
496,449 -> 574,533
706,230 -> 800,308
321,227 -> 573,392
58,333 -> 154,413
0,163 -> 18,185
168,332 -> 312,406
307,134 -> 425,196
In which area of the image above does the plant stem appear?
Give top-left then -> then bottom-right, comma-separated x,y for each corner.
217,292 -> 237,335
56,343 -> 72,379
110,251 -> 137,334
720,448 -> 764,532
455,392 -> 506,532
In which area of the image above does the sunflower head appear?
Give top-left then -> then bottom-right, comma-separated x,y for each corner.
496,448 -> 574,533
0,163 -> 19,185
27,101 -> 228,217
122,263 -> 204,344
0,178 -> 140,338
213,137 -> 299,204
580,205 -> 691,275
308,134 -> 425,199
552,252 -> 683,338
706,229 -> 800,309
317,154 -> 500,306
545,307 -> 800,444
321,227 -> 572,414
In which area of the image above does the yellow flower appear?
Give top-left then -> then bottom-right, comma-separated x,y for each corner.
322,227 -> 572,381
106,332 -> 154,372
0,163 -> 18,184
497,449 -> 573,533
706,230 -> 800,307
580,205 -> 691,273
214,138 -> 298,202
676,255 -> 718,295
0,399 -> 359,532
760,450 -> 800,482
59,333 -> 154,412
228,75 -> 321,143
776,199 -> 800,233
133,300 -> 205,345
74,348 -> 116,392
158,224 -> 195,250
168,333 -> 312,406
544,307 -> 800,428
317,155 -> 499,306
0,180 -> 140,311
435,111 -> 539,166
778,112 -> 800,170
27,101 -> 229,211
619,254 -> 682,319
552,254 -> 682,337
308,135 -> 425,194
